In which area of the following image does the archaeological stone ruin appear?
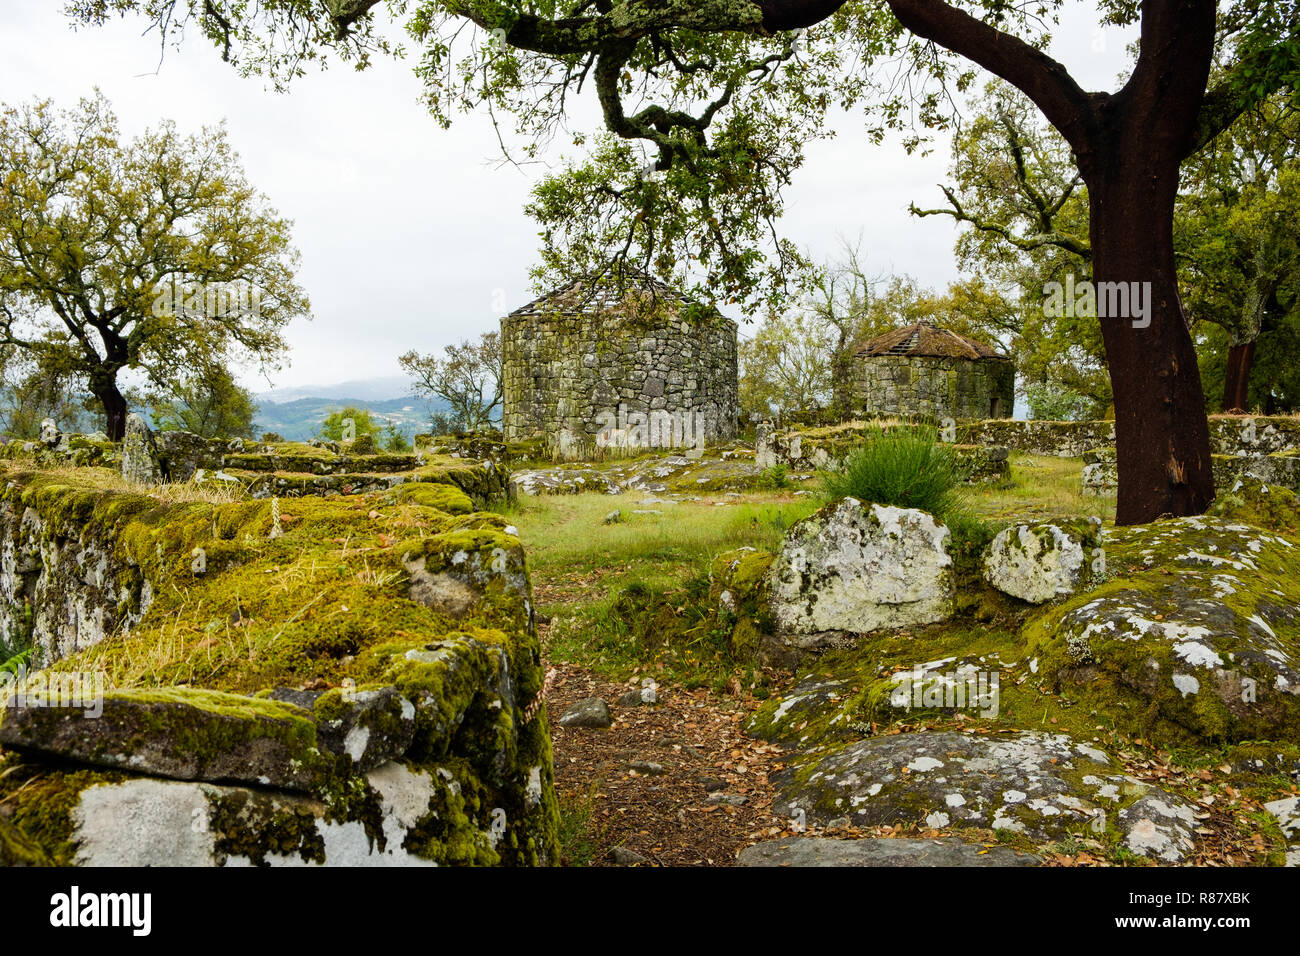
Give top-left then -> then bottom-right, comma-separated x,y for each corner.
851,321 -> 1015,421
500,276 -> 738,459
0,427 -> 557,867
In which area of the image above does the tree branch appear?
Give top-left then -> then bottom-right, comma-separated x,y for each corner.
883,0 -> 1097,153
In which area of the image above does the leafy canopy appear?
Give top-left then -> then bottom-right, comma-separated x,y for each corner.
65,0 -> 1300,317
0,90 -> 309,434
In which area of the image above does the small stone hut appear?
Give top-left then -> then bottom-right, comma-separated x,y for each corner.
851,320 -> 1015,420
501,276 -> 738,458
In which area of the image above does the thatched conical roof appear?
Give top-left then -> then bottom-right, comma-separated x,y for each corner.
855,321 -> 1010,361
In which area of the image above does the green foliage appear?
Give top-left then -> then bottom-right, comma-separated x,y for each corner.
547,574 -> 742,691
1,600 -> 34,674
556,786 -> 603,868
381,422 -> 411,452
317,406 -> 380,442
63,0 -> 1300,334
739,307 -> 836,418
0,647 -> 32,677
924,82 -> 1300,417
819,426 -> 971,521
1023,382 -> 1092,421
150,365 -> 258,438
911,81 -> 1110,415
0,348 -> 86,438
398,332 -> 502,433
1180,92 -> 1300,412
0,92 -> 309,437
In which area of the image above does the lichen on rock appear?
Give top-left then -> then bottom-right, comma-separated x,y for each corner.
764,497 -> 954,639
983,521 -> 1098,604
1026,515 -> 1300,745
0,450 -> 559,867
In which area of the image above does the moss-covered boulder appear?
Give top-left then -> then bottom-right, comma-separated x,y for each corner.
0,687 -> 331,791
773,730 -> 1198,861
1209,477 -> 1300,533
399,519 -> 532,627
709,547 -> 776,659
765,498 -> 954,644
0,462 -> 558,866
63,763 -> 499,866
983,520 -> 1099,604
274,685 -> 418,773
1027,516 -> 1300,745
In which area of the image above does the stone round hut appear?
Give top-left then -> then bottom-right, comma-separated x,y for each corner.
851,321 -> 1015,420
501,276 -> 738,458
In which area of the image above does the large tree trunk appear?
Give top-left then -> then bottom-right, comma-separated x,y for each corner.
1222,340 -> 1256,413
91,372 -> 129,442
1088,153 -> 1215,525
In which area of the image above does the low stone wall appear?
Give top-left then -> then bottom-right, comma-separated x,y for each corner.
1080,448 -> 1300,497
0,481 -> 152,664
1213,452 -> 1300,492
959,415 -> 1300,459
956,419 -> 1116,458
756,423 -> 1009,483
2,423 -> 510,507
0,465 -> 558,866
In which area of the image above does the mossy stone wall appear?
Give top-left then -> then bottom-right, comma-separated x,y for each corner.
0,467 -> 559,866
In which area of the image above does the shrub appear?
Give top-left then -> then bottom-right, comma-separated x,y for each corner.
756,463 -> 790,490
382,423 -> 412,452
819,426 -> 970,521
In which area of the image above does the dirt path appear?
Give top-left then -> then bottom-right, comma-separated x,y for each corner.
533,581 -> 1287,868
542,655 -> 790,866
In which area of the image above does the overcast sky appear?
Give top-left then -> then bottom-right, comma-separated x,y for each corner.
0,3 -> 1135,395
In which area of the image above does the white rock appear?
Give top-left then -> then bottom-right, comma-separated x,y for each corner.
983,524 -> 1085,604
765,498 -> 954,635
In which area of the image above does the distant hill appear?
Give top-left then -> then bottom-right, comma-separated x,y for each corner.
254,376 -> 416,406
252,394 -> 446,442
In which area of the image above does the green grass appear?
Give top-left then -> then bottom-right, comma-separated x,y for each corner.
501,454 -> 1115,685
496,492 -> 817,687
495,492 -> 818,580
544,574 -> 750,690
966,453 -> 1116,526
556,784 -> 605,867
